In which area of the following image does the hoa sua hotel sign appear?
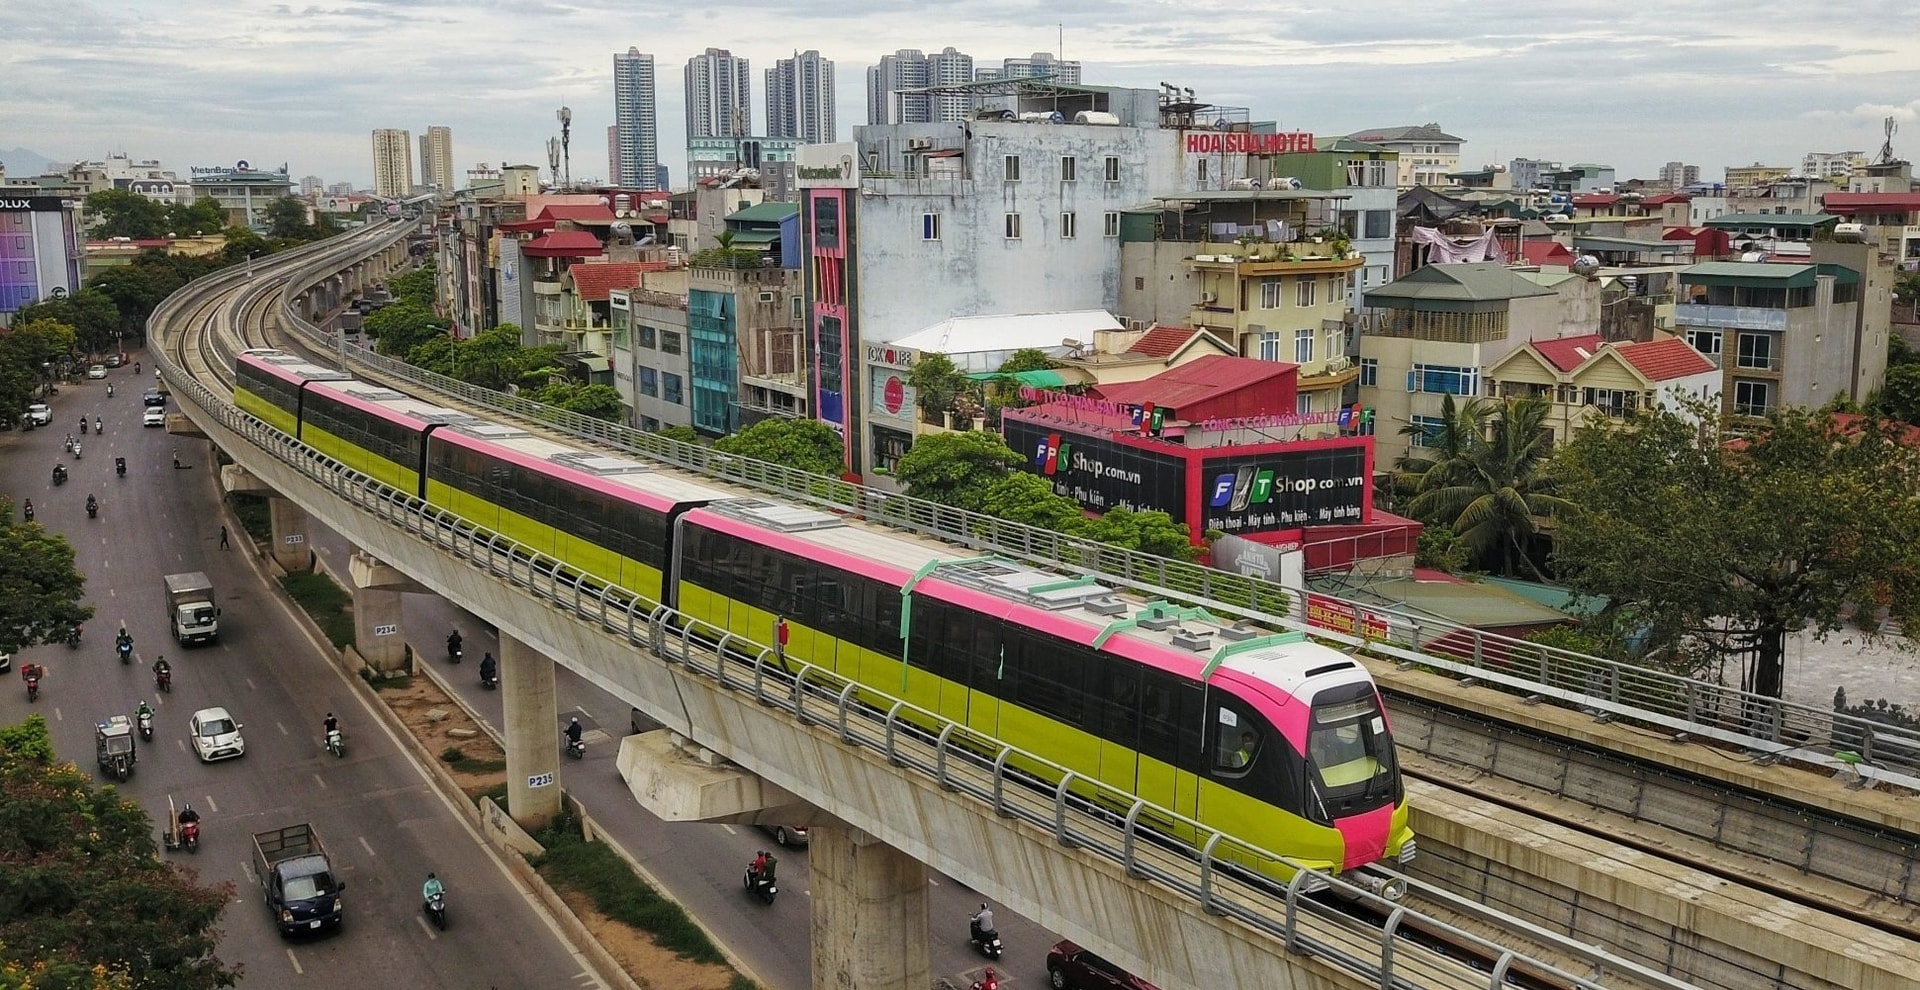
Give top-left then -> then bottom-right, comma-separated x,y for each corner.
1184,131 -> 1315,155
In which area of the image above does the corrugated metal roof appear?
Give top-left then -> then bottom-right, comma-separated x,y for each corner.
726,201 -> 799,223
1702,212 -> 1841,227
1364,263 -> 1559,304
886,310 -> 1122,368
1091,354 -> 1295,411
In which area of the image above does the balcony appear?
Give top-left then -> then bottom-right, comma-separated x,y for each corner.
1674,304 -> 1788,332
1184,240 -> 1363,274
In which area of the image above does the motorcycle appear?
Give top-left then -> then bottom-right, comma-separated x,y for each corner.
424,890 -> 448,930
968,912 -> 1003,960
155,667 -> 172,693
22,505 -> 32,522
178,818 -> 200,852
72,443 -> 81,460
744,864 -> 777,904
115,456 -> 126,477
66,625 -> 82,649
87,499 -> 98,519
479,664 -> 498,690
446,637 -> 462,664
138,711 -> 154,741
94,419 -> 102,435
25,672 -> 40,703
52,466 -> 67,486
326,727 -> 346,758
563,733 -> 585,760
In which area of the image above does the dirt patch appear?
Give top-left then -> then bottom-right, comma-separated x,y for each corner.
374,671 -> 740,990
558,889 -> 738,990
377,676 -> 508,799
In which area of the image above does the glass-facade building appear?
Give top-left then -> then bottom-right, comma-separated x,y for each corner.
688,288 -> 739,436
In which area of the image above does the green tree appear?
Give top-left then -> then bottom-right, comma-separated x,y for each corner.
906,353 -> 972,421
0,319 -> 81,428
217,226 -> 271,266
88,253 -> 212,338
974,473 -> 1090,533
12,290 -> 122,357
388,267 -> 435,307
713,418 -> 845,475
0,500 -> 93,652
0,715 -> 239,988
997,348 -> 1061,374
1081,506 -> 1201,562
1405,396 -> 1573,579
1896,272 -> 1920,303
1880,363 -> 1920,425
366,302 -> 450,358
656,424 -> 700,444
1553,404 -> 1920,696
263,196 -> 315,241
166,198 -> 228,236
891,431 -> 1022,507
445,325 -> 527,390
529,381 -> 624,420
82,189 -> 168,240
405,334 -> 456,377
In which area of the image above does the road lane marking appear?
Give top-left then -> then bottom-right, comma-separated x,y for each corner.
276,721 -> 287,735
414,915 -> 438,940
245,677 -> 257,691
721,825 -> 736,835
358,835 -> 375,857
311,774 -> 327,790
204,795 -> 218,812
285,949 -> 302,974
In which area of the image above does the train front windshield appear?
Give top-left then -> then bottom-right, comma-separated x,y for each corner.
1306,691 -> 1399,815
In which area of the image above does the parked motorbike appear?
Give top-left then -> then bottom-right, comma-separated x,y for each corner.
744,864 -> 777,904
968,909 -> 1003,960
424,890 -> 448,930
326,727 -> 346,758
138,711 -> 154,741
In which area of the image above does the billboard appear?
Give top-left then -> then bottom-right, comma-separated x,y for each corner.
1198,442 -> 1367,535
796,142 -> 860,189
1005,419 -> 1187,516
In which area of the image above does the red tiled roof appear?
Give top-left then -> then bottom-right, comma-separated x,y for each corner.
569,262 -> 647,302
1641,193 -> 1689,205
536,203 -> 617,223
1615,337 -> 1715,381
1571,194 -> 1620,206
1821,192 -> 1920,213
1091,355 -> 1296,411
521,230 -> 604,257
1125,325 -> 1198,358
498,218 -> 551,234
1520,240 -> 1575,266
1531,334 -> 1606,372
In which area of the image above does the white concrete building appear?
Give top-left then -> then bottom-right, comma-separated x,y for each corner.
420,125 -> 454,191
798,85 -> 1193,480
614,48 -> 661,190
1346,123 -> 1462,189
686,47 -> 752,140
767,50 -> 835,143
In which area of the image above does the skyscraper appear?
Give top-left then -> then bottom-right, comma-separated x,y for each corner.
370,128 -> 413,198
767,50 -> 836,143
867,49 -> 928,125
419,125 -> 455,190
615,48 -> 660,190
607,125 -> 621,188
999,52 -> 1080,83
867,47 -> 976,125
685,47 -> 752,140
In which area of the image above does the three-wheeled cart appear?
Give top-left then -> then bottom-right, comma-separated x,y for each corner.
95,714 -> 137,781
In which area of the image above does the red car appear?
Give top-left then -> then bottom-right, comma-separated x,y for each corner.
1046,940 -> 1159,990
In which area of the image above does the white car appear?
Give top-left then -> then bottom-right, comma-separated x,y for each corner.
189,707 -> 246,762
25,403 -> 51,427
143,406 -> 166,428
86,364 -> 107,379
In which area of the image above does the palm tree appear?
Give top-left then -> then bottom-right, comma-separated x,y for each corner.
1395,393 -> 1489,490
1406,395 -> 1575,580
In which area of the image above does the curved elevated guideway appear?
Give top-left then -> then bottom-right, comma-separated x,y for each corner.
142,225 -> 1915,990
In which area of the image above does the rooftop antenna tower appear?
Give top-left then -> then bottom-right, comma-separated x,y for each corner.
1877,115 -> 1898,165
557,106 -> 573,188
546,137 -> 561,187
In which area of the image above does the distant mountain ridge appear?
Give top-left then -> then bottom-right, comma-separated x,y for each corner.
0,147 -> 64,177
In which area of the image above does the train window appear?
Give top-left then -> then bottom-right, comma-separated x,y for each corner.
1007,628 -> 1085,726
1212,702 -> 1261,775
1308,693 -> 1393,796
1136,670 -> 1190,766
1091,663 -> 1140,748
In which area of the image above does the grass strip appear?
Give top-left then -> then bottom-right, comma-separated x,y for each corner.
279,571 -> 353,649
530,814 -> 728,966
439,746 -> 506,775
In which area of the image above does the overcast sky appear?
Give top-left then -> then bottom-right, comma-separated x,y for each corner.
4,1 -> 1917,189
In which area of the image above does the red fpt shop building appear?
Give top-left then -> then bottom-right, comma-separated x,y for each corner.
1002,355 -> 1417,569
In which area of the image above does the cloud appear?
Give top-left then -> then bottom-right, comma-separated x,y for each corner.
3,0 -> 1917,185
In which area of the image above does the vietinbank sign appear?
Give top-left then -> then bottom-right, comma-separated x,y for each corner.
796,142 -> 860,189
1185,131 -> 1315,155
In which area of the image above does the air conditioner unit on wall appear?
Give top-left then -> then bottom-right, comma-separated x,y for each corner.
907,137 -> 932,150
1199,291 -> 1217,304
758,291 -> 776,302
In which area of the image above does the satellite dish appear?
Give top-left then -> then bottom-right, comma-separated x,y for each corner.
1571,255 -> 1601,277
1214,118 -> 1229,130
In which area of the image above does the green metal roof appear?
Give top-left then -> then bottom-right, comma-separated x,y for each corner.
1363,262 -> 1558,311
726,201 -> 799,223
1572,235 -> 1683,251
967,369 -> 1072,387
1701,212 -> 1841,229
724,229 -> 781,244
1680,261 -> 1860,288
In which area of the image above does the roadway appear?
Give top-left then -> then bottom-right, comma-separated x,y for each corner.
0,356 -> 608,990
301,521 -> 1062,990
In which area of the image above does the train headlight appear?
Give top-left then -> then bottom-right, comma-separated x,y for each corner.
1352,873 -> 1407,901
